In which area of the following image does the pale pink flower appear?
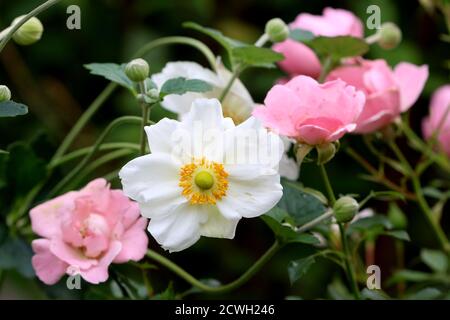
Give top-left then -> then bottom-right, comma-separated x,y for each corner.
30,179 -> 148,285
422,85 -> 450,156
327,59 -> 428,133
253,75 -> 365,145
273,7 -> 364,78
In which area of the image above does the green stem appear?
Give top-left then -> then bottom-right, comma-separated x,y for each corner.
219,66 -> 242,103
138,82 -> 150,155
48,116 -> 142,197
49,142 -> 139,168
0,0 -> 62,53
319,164 -> 360,299
133,36 -> 217,71
146,241 -> 281,294
388,141 -> 450,252
50,83 -> 118,166
318,55 -> 333,83
297,210 -> 333,233
338,223 -> 361,299
319,164 -> 336,205
65,149 -> 135,191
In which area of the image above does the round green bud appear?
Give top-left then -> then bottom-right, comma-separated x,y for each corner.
195,171 -> 214,190
125,58 -> 149,82
0,85 -> 11,102
146,88 -> 160,101
265,18 -> 289,43
388,203 -> 408,229
333,196 -> 359,223
316,142 -> 337,165
12,16 -> 44,46
378,22 -> 402,50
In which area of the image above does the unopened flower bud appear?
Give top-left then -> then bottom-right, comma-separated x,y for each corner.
265,18 -> 289,43
146,88 -> 160,101
12,16 -> 44,46
334,196 -> 359,223
316,142 -> 337,165
0,85 -> 11,102
378,22 -> 402,50
125,58 -> 149,82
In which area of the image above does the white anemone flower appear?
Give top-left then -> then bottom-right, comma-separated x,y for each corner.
152,60 -> 300,181
152,60 -> 254,125
119,98 -> 284,252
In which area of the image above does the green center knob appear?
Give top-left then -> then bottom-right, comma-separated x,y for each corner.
194,171 -> 214,190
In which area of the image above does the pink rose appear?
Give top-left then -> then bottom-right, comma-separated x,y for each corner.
326,59 -> 428,134
422,85 -> 450,156
253,75 -> 365,145
273,7 -> 364,78
30,179 -> 148,285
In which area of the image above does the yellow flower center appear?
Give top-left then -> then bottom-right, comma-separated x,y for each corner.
179,158 -> 228,205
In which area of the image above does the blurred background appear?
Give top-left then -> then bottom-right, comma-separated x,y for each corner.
0,0 -> 449,299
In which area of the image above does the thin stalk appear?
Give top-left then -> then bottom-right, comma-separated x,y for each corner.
138,82 -> 149,155
49,142 -> 139,169
0,0 -> 63,53
219,66 -> 242,102
296,210 -> 333,233
133,36 -> 217,71
48,116 -> 142,197
146,241 -> 281,294
388,141 -> 450,253
320,164 -> 360,299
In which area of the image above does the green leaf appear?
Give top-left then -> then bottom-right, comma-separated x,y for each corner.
261,213 -> 319,245
231,46 -> 284,68
0,151 -> 8,190
406,288 -> 442,300
84,63 -> 135,92
306,36 -> 369,60
347,215 -> 393,234
6,143 -> 47,195
0,237 -> 34,278
0,101 -> 28,117
388,270 -> 433,284
361,288 -> 390,300
384,230 -> 410,242
421,249 -> 448,273
288,256 -> 316,285
151,283 -> 176,300
289,28 -> 315,42
160,77 -> 213,97
277,180 -> 327,226
183,21 -> 245,53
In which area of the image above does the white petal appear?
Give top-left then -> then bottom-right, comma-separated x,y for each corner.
144,118 -> 179,155
119,153 -> 181,205
279,154 -> 300,181
217,174 -> 282,219
200,206 -> 240,239
148,203 -> 208,252
181,98 -> 224,130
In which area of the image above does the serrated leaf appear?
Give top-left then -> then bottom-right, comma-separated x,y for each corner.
421,249 -> 448,273
277,180 -> 327,226
183,22 -> 245,52
288,256 -> 316,285
347,215 -> 393,234
306,36 -> 369,59
261,214 -> 319,245
151,283 -> 176,300
160,77 -> 212,97
231,46 -> 284,68
85,63 -> 135,92
0,101 -> 28,117
384,230 -> 410,242
289,28 -> 315,42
